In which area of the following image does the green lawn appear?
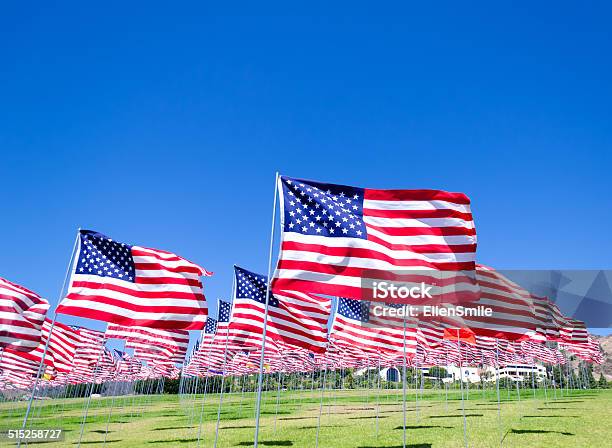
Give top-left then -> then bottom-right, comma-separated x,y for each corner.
1,387 -> 610,447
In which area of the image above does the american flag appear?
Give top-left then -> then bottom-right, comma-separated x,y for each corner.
186,312 -> 232,375
128,340 -> 185,364
201,317 -> 218,345
8,319 -> 79,373
272,176 -> 478,302
105,324 -> 189,353
228,266 -> 331,353
0,349 -> 39,387
417,265 -> 550,340
559,319 -> 588,343
114,350 -> 142,379
329,297 -> 417,355
561,337 -> 603,364
212,300 -> 233,346
0,277 -> 50,352
57,230 -> 211,329
68,327 -> 106,383
74,328 -> 106,364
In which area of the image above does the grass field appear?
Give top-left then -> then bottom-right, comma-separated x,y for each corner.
1,387 -> 610,447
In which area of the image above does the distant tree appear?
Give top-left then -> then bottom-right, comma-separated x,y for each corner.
428,366 -> 448,379
598,373 -> 608,389
344,369 -> 355,389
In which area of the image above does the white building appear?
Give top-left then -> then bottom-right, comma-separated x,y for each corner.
444,365 -> 481,383
482,364 -> 547,383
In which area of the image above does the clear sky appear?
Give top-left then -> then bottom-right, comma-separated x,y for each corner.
1,2 -> 611,340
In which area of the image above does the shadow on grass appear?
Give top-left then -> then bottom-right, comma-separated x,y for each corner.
152,426 -> 193,431
394,425 -> 453,430
359,444 -> 432,448
148,439 -> 198,444
279,416 -> 315,421
546,400 -> 584,404
76,441 -> 121,445
510,429 -> 574,436
537,407 -> 573,410
349,416 -> 388,419
522,415 -> 579,418
235,442 -> 293,447
221,425 -> 255,430
429,414 -> 483,418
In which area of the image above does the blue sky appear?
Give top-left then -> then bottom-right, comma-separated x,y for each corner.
1,2 -> 611,341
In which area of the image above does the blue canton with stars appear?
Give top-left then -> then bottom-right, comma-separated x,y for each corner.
75,230 -> 136,282
337,297 -> 371,323
280,176 -> 367,239
218,300 -> 232,322
204,317 -> 218,334
234,266 -> 278,307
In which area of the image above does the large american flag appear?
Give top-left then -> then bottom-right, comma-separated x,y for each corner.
228,266 -> 331,353
271,176 -> 478,302
57,230 -> 211,329
0,277 -> 49,352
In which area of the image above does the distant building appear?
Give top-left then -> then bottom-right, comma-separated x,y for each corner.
482,364 -> 546,383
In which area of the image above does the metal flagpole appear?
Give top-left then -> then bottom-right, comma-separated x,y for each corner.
402,315 -> 407,448
495,339 -> 502,448
315,361 -> 328,448
253,172 -> 280,448
196,374 -> 210,448
273,369 -> 282,432
415,357 -> 419,420
103,339 -> 126,447
457,331 -> 468,448
18,228 -> 80,446
445,346 -> 449,412
77,340 -> 108,448
375,355 -> 381,437
214,289 -> 236,448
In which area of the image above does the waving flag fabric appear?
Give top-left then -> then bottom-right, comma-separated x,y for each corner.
68,328 -> 106,382
412,265 -> 547,340
272,176 -> 478,302
8,319 -> 79,373
105,324 -> 189,352
329,298 -> 417,355
228,266 -> 331,353
0,277 -> 49,352
57,230 -> 211,329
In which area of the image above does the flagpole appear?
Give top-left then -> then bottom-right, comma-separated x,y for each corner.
402,315 -> 407,448
273,368 -> 283,432
102,336 -> 126,446
315,360 -> 328,448
214,292 -> 236,448
18,228 -> 80,444
375,355 -> 381,437
77,339 -> 108,448
254,172 -> 280,448
457,331 -> 468,448
495,339 -> 502,448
